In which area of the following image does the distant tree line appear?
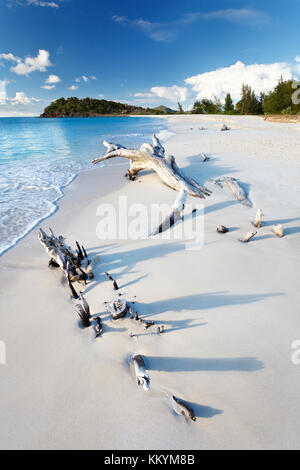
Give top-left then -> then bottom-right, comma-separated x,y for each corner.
40,97 -> 174,118
191,78 -> 300,115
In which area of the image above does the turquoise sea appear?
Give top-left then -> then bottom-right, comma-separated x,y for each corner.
0,116 -> 167,255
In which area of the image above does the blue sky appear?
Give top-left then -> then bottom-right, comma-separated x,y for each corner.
0,0 -> 300,115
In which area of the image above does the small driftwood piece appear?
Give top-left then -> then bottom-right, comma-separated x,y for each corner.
224,177 -> 251,207
157,325 -> 165,334
240,230 -> 257,243
132,354 -> 150,391
217,225 -> 229,234
273,224 -> 284,238
127,304 -> 135,319
209,178 -> 224,188
253,209 -> 264,228
199,152 -> 209,162
172,396 -> 196,422
221,124 -> 230,131
95,317 -> 103,338
105,272 -> 119,290
38,228 -> 94,298
92,135 -> 211,234
127,303 -> 155,330
143,320 -> 155,330
75,296 -> 91,327
151,189 -> 187,236
106,298 -> 128,320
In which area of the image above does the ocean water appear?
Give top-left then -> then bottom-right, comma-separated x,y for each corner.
0,116 -> 168,255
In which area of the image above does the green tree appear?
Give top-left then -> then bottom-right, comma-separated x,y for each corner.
263,78 -> 299,114
178,102 -> 184,114
224,93 -> 234,113
236,84 -> 262,115
192,100 -> 204,114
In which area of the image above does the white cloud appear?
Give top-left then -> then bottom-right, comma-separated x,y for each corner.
134,92 -> 154,99
0,80 -> 7,104
0,90 -> 46,116
151,85 -> 189,102
200,9 -> 270,25
98,94 -> 104,98
45,74 -> 61,84
69,85 -> 78,90
134,85 -> 188,103
0,49 -> 52,75
112,9 -> 270,42
41,74 -> 61,90
27,0 -> 60,7
295,56 -> 300,63
11,91 -> 31,105
185,61 -> 293,100
75,75 -> 96,83
9,0 -> 65,8
112,16 -> 176,42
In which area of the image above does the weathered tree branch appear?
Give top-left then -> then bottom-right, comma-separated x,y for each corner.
38,228 -> 93,298
92,135 -> 211,199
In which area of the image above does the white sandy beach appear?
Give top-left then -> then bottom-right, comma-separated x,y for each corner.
0,114 -> 300,450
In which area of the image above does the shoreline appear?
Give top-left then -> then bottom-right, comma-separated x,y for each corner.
1,115 -> 300,449
0,115 -> 167,257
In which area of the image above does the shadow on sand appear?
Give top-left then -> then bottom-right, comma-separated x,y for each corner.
147,356 -> 264,372
136,290 -> 282,318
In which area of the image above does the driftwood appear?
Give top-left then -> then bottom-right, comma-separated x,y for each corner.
127,302 -> 155,330
217,225 -> 229,234
105,272 -> 119,290
199,152 -> 209,162
210,177 -> 251,207
210,178 -> 223,188
157,325 -> 165,334
172,396 -> 196,422
151,189 -> 187,236
224,177 -> 251,207
132,354 -> 150,391
253,209 -> 264,228
143,320 -> 155,330
92,135 -> 211,234
273,224 -> 284,238
106,298 -> 128,320
38,228 -> 93,298
95,317 -> 103,337
75,296 -> 91,327
240,230 -> 257,243
221,124 -> 230,131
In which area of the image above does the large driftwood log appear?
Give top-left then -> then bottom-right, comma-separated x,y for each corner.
92,135 -> 211,198
92,135 -> 211,234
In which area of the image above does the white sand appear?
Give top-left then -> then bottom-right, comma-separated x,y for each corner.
0,115 -> 300,450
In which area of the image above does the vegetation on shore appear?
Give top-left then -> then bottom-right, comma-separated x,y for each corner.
190,78 -> 300,116
40,78 -> 300,118
40,97 -> 176,118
